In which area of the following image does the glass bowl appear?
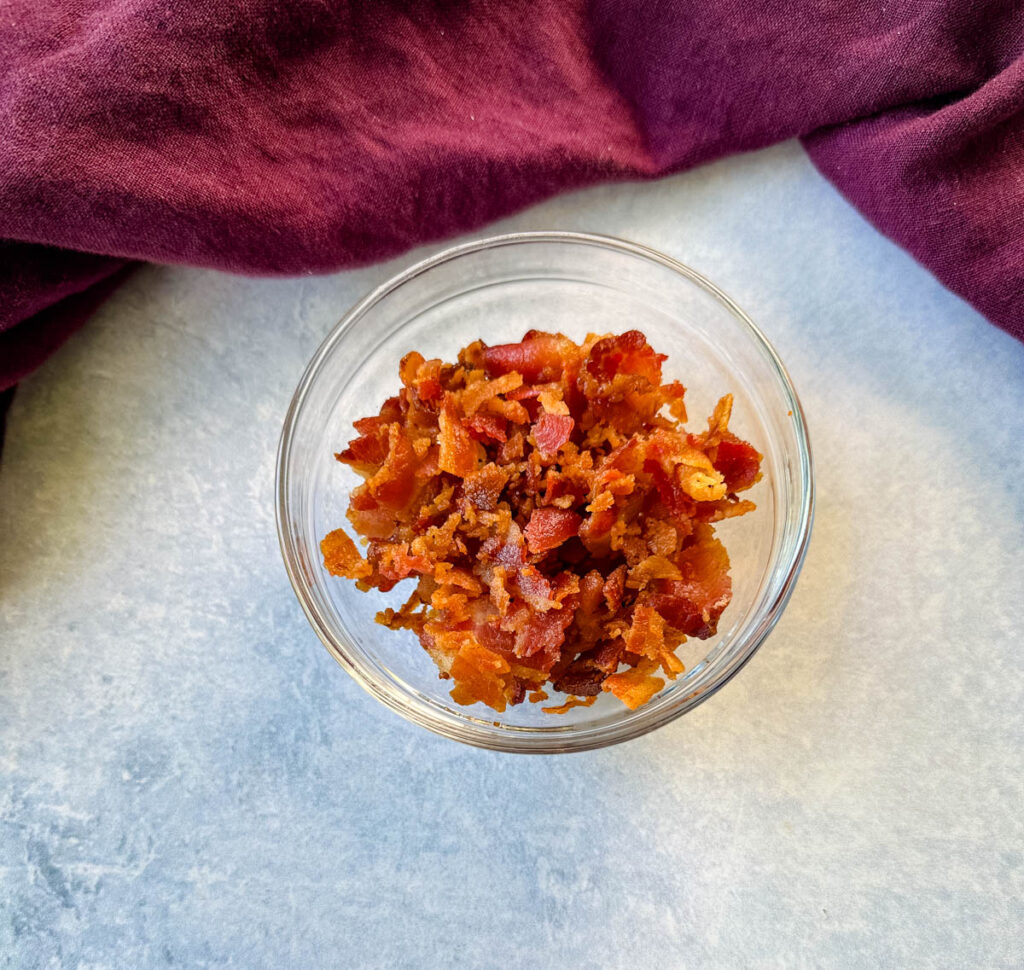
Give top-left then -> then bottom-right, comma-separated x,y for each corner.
276,232 -> 813,753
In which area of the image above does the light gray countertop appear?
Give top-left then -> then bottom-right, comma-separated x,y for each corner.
2,141 -> 1023,969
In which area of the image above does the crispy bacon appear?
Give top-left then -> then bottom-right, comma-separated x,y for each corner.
713,435 -> 763,492
524,508 -> 581,554
532,411 -> 574,457
483,332 -> 579,383
323,331 -> 761,712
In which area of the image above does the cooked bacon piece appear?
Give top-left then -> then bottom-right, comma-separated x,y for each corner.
532,411 -> 574,457
624,604 -> 666,662
512,602 -> 576,661
603,565 -> 627,612
483,332 -> 580,383
448,639 -> 513,712
585,330 -> 666,386
465,411 -> 507,444
438,395 -> 479,478
462,463 -> 509,511
645,525 -> 732,638
366,425 -> 419,509
320,528 -> 372,580
553,666 -> 605,697
323,331 -> 761,712
346,488 -> 397,540
461,371 -> 523,416
627,555 -> 683,590
542,695 -> 598,715
713,435 -> 763,492
602,661 -> 665,710
524,508 -> 581,554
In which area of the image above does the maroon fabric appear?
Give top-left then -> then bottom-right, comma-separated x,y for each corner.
1,0 -> 1021,394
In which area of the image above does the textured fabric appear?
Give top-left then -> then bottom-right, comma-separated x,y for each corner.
1,0 -> 1021,392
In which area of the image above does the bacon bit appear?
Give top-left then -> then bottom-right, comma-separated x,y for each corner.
498,430 -> 525,463
488,565 -> 512,615
537,389 -> 570,416
677,465 -> 727,503
552,572 -> 580,606
591,636 -> 626,673
585,331 -> 666,386
483,333 -> 576,383
418,485 -> 454,522
449,639 -> 513,712
465,410 -> 507,443
515,564 -> 556,612
321,528 -> 372,580
399,353 -> 445,407
610,519 -> 641,555
624,604 -> 666,661
400,351 -> 426,385
578,506 -> 616,555
462,463 -> 509,511
578,568 -> 604,611
645,520 -> 677,558
438,395 -> 480,477
659,649 -> 686,679
627,555 -> 683,589
483,521 -> 527,571
461,371 -> 523,416
323,331 -> 761,713
376,605 -> 425,633
604,619 -> 631,641
646,524 -> 732,638
600,470 -> 636,497
366,424 -> 419,508
485,396 -> 530,424
713,437 -> 763,492
525,508 -> 582,554
602,663 -> 665,710
375,542 -> 432,582
552,663 -> 605,696
433,562 -> 483,593
417,377 -> 444,403
651,437 -> 726,504
532,411 -> 574,457
430,586 -> 468,614
603,565 -> 627,612
336,421 -> 390,476
699,498 -> 758,522
505,383 -> 545,401
542,695 -> 598,715
661,381 -> 688,423
513,602 -> 576,660
704,393 -> 733,445
346,488 -> 398,539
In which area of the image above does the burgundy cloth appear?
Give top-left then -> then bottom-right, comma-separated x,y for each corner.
1,1 -> 1022,395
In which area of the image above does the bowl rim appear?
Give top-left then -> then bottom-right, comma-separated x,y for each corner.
275,230 -> 814,753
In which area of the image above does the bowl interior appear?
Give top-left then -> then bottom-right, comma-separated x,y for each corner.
278,234 -> 811,750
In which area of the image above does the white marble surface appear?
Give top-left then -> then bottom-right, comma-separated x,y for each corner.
2,141 -> 1023,969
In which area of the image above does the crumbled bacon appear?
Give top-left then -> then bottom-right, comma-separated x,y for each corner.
531,411 -> 574,457
323,330 -> 761,712
321,528 -> 373,581
712,436 -> 763,492
524,508 -> 582,554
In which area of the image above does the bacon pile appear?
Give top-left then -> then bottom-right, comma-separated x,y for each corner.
321,330 -> 761,713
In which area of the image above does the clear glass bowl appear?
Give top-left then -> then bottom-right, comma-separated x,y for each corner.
276,232 -> 813,753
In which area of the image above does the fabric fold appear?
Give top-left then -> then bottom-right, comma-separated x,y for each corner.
1,0 -> 1021,393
